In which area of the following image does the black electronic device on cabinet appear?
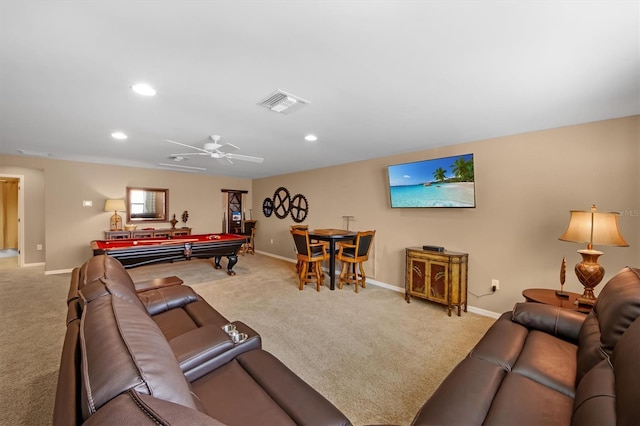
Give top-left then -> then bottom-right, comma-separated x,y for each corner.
422,245 -> 445,252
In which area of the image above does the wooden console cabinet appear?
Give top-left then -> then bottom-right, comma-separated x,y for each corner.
405,247 -> 468,316
104,228 -> 191,240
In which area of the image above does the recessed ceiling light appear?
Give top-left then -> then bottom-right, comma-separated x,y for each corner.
111,132 -> 128,140
304,134 -> 318,142
131,83 -> 156,96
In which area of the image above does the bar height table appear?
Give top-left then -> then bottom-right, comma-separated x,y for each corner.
308,229 -> 357,290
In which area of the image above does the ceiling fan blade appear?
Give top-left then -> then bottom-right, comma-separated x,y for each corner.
218,143 -> 240,152
170,152 -> 209,156
226,153 -> 264,163
164,139 -> 210,154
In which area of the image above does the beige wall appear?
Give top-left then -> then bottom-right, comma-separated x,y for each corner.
2,116 -> 638,313
253,116 -> 640,313
1,156 -> 251,271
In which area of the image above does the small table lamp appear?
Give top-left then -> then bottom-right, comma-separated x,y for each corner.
559,204 -> 628,306
104,199 -> 127,231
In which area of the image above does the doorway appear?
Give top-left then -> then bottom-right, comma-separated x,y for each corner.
0,175 -> 23,267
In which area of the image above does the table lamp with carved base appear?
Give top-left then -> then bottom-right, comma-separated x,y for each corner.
559,204 -> 628,306
104,199 -> 126,231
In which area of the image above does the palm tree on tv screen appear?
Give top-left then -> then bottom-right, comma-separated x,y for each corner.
450,157 -> 474,182
433,167 -> 447,182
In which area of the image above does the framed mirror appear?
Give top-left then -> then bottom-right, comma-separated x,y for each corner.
126,187 -> 169,223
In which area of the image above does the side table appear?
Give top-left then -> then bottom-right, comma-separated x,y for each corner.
522,288 -> 591,314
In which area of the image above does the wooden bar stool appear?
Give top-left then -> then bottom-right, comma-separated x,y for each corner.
290,228 -> 328,291
290,224 -> 309,274
240,226 -> 256,255
337,230 -> 375,293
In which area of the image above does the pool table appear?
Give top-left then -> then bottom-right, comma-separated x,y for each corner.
91,233 -> 248,275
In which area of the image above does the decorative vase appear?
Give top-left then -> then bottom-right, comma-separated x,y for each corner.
170,214 -> 178,229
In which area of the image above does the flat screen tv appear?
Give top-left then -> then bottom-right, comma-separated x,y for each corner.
387,153 -> 476,208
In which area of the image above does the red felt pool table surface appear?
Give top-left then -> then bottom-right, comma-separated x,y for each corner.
91,233 -> 247,274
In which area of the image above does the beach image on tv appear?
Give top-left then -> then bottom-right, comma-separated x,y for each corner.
388,154 -> 475,208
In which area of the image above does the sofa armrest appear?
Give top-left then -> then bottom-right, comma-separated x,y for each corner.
179,321 -> 263,382
134,275 -> 183,293
169,325 -> 235,373
138,285 -> 199,316
511,302 -> 586,343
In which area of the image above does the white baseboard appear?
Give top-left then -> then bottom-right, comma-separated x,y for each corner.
256,251 -> 501,319
22,262 -> 45,268
44,268 -> 73,275
255,250 -> 295,264
366,278 -> 403,292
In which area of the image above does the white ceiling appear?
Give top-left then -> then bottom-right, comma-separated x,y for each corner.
1,1 -> 638,179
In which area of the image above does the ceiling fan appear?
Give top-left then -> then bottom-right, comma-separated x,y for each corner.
165,135 -> 264,164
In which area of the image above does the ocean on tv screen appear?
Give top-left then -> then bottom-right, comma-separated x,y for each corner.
390,182 -> 475,208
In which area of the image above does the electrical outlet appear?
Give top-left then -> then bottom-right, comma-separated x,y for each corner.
270,239 -> 274,244
37,244 -> 43,251
492,279 -> 499,291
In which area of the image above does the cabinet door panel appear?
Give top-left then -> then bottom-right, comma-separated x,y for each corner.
428,261 -> 449,303
409,259 -> 428,296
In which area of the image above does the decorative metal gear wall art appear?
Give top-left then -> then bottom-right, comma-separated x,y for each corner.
290,194 -> 309,223
263,187 -> 310,221
262,198 -> 274,217
272,187 -> 291,219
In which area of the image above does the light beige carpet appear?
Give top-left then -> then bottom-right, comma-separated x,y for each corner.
0,253 -> 495,425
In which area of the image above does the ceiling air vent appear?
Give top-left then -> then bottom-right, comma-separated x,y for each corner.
257,90 -> 310,114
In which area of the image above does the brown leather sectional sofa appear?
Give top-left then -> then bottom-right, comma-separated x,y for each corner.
53,255 -> 351,425
412,266 -> 640,425
54,255 -> 640,425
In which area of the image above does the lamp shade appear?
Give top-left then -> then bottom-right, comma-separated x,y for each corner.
559,205 -> 628,247
104,199 -> 126,212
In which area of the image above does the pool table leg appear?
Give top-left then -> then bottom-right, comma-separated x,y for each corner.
214,255 -> 238,276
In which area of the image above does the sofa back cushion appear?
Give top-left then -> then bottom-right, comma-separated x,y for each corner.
576,267 -> 640,383
594,267 -> 640,352
611,314 -> 640,424
78,255 -> 137,293
79,279 -> 197,421
77,255 -> 144,310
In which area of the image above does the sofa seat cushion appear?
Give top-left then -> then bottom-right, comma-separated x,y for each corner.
151,298 -> 230,340
413,312 -> 578,426
236,349 -> 350,426
152,307 -> 201,340
512,330 -> 577,397
184,298 -> 230,327
191,355 -> 297,426
192,349 -> 351,426
412,357 -> 506,425
469,312 -> 529,369
484,373 -> 574,426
